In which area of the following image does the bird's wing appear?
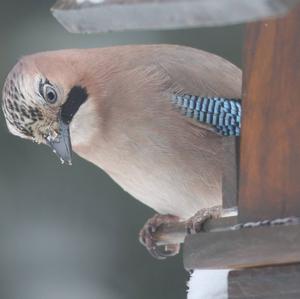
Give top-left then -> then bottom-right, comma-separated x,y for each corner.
152,45 -> 242,136
171,95 -> 241,136
153,45 -> 242,98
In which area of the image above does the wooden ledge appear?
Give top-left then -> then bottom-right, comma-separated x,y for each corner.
184,223 -> 300,270
52,0 -> 300,33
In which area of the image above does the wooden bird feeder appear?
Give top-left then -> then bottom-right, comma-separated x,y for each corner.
52,1 -> 300,297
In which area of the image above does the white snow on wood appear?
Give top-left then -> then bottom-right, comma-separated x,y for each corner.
187,270 -> 230,299
77,0 -> 105,4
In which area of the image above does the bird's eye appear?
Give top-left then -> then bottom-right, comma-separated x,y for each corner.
43,84 -> 58,104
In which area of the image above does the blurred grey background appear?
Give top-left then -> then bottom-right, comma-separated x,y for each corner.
0,1 -> 243,299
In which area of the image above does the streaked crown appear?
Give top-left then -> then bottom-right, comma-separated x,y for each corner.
2,59 -> 58,143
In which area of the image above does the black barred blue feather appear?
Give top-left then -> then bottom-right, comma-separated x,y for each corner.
171,94 -> 242,136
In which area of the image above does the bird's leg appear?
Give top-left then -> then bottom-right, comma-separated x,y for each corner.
139,214 -> 181,260
139,206 -> 223,260
187,205 -> 223,234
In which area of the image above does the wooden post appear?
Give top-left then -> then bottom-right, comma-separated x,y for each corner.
184,3 -> 300,275
227,4 -> 300,297
238,3 -> 300,222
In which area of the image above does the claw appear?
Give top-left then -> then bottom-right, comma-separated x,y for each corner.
139,214 -> 181,259
187,206 -> 222,234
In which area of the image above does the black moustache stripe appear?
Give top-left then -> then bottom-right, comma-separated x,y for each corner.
61,86 -> 88,124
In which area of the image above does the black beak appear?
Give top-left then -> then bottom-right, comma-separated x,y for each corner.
46,120 -> 72,165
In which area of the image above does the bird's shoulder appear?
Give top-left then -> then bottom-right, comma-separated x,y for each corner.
132,45 -> 242,135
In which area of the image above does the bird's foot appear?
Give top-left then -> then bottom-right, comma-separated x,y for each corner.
187,205 -> 223,234
139,214 -> 181,260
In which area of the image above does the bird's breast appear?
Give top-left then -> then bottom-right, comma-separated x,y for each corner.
73,122 -> 223,220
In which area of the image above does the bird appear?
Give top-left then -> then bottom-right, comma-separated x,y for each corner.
2,44 -> 242,258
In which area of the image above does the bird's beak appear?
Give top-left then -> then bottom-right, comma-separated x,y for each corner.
46,120 -> 72,165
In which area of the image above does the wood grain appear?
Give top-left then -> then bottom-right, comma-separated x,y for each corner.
184,223 -> 300,270
222,137 -> 238,209
239,3 -> 300,222
51,0 -> 300,33
152,216 -> 237,246
229,264 -> 300,298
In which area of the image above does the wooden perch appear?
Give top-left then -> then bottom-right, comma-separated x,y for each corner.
184,222 -> 300,269
228,264 -> 300,298
153,213 -> 237,246
52,0 -> 300,33
152,221 -> 187,246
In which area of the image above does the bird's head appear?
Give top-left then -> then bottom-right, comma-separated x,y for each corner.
2,52 -> 88,165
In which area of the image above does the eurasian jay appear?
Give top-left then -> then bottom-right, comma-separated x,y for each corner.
2,45 -> 242,258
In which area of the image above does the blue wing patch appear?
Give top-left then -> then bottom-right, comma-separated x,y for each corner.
172,94 -> 242,136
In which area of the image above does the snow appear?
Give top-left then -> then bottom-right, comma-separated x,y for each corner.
187,270 -> 230,299
77,0 -> 105,4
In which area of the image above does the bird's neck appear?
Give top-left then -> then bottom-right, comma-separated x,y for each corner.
66,48 -> 136,164
66,49 -> 116,151
69,95 -> 100,154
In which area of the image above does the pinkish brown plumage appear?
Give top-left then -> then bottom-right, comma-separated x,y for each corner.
2,45 -> 242,258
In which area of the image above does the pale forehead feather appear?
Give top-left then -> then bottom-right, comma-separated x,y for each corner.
26,51 -> 85,95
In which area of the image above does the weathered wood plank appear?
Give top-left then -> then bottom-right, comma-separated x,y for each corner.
228,264 -> 300,299
184,223 -> 300,270
238,3 -> 300,222
152,215 -> 237,246
51,0 -> 300,33
222,137 -> 238,209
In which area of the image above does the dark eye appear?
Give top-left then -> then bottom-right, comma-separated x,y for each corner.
43,84 -> 57,104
